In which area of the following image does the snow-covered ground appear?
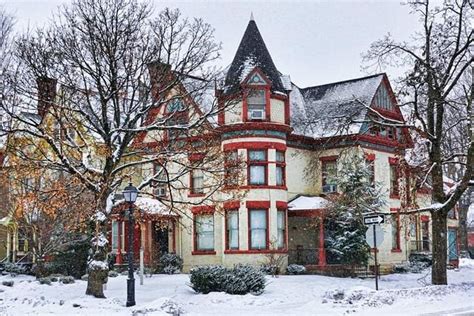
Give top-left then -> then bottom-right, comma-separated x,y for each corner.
1,259 -> 474,316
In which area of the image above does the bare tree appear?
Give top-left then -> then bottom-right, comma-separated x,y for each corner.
1,0 -> 232,298
364,0 -> 473,285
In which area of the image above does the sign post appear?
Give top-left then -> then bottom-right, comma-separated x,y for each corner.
364,214 -> 385,291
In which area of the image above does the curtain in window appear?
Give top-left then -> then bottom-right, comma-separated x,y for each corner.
249,165 -> 265,185
276,166 -> 284,186
227,211 -> 239,249
196,215 -> 214,250
277,211 -> 285,248
250,210 -> 267,249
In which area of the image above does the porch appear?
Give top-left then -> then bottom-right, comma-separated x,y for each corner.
109,197 -> 179,268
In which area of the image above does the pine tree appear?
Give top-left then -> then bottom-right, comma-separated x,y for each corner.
324,151 -> 385,266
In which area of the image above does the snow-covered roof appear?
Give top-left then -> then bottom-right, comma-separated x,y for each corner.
290,74 -> 384,138
288,195 -> 328,211
223,19 -> 285,94
113,197 -> 177,217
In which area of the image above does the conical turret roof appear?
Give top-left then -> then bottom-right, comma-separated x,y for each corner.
223,17 -> 285,94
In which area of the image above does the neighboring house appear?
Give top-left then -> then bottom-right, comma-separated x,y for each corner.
105,16 -> 461,273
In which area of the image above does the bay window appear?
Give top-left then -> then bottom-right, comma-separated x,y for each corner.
226,210 -> 239,250
248,150 -> 267,186
249,209 -> 267,250
224,150 -> 239,187
195,214 -> 214,251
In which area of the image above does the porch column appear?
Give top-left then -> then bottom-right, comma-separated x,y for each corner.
144,221 -> 150,265
116,220 -> 123,265
6,228 -> 11,262
12,227 -> 17,262
318,216 -> 326,266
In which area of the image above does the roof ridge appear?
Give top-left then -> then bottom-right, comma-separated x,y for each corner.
301,73 -> 385,91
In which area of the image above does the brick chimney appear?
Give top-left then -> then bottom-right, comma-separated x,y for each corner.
36,76 -> 57,118
147,61 -> 171,101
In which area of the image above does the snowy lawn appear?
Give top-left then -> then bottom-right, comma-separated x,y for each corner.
1,259 -> 474,316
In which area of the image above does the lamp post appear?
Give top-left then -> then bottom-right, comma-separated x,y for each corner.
123,183 -> 138,307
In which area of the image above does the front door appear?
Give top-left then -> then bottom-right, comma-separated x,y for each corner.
422,220 -> 430,251
154,226 -> 169,256
448,228 -> 458,261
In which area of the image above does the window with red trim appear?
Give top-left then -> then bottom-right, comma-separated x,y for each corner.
390,164 -> 399,197
190,169 -> 204,194
391,210 -> 401,251
247,89 -> 266,120
322,160 -> 337,193
275,151 -> 285,186
194,214 -> 214,251
224,150 -> 239,187
248,150 -> 267,186
249,209 -> 268,250
277,209 -> 286,249
226,210 -> 239,250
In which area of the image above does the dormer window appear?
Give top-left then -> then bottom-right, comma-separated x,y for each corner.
247,89 -> 266,120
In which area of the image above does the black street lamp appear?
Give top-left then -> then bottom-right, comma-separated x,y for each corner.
123,182 -> 138,307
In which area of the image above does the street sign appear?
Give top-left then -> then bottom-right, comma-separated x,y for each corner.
366,224 -> 384,248
364,214 -> 385,225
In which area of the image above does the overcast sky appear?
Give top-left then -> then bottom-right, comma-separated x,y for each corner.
1,0 -> 432,87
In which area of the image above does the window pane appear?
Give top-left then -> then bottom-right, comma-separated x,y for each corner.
196,215 -> 214,251
192,170 -> 204,193
112,221 -> 119,251
247,90 -> 265,105
250,210 -> 267,249
250,165 -> 265,185
227,211 -> 239,249
322,161 -> 337,185
277,211 -> 285,248
276,151 -> 285,162
249,150 -> 266,161
276,166 -> 284,186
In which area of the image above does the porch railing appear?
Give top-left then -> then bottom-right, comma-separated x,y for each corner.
288,248 -> 319,266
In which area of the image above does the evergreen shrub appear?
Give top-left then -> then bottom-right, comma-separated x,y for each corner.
160,253 -> 183,274
286,264 -> 306,275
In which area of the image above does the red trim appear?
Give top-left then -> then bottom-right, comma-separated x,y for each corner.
224,200 -> 240,209
276,201 -> 288,209
189,153 -> 205,162
319,155 -> 338,162
421,215 -> 429,222
319,216 -> 326,266
223,141 -> 286,151
247,208 -> 270,251
188,193 -> 206,198
224,249 -> 287,254
239,185 -> 287,190
389,157 -> 399,165
218,122 -> 293,134
365,153 -> 376,161
191,205 -> 215,214
246,201 -> 271,209
192,251 -> 216,255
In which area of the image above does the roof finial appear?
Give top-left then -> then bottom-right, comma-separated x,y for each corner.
250,12 -> 254,21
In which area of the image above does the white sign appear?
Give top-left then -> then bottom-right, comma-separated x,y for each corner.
366,225 -> 384,248
364,214 -> 385,225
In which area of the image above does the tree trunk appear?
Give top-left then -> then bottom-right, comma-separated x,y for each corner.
431,210 -> 448,285
86,268 -> 108,298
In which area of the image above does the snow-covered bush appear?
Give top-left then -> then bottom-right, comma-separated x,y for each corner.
189,264 -> 266,295
2,280 -> 14,287
189,265 -> 228,294
259,264 -> 277,275
108,270 -> 119,278
393,261 -> 429,274
4,263 -> 30,275
160,253 -> 183,274
38,277 -> 52,285
224,264 -> 266,295
81,274 -> 88,281
286,264 -> 306,275
60,276 -> 75,284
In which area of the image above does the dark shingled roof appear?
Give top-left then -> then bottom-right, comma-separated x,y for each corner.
223,19 -> 285,94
